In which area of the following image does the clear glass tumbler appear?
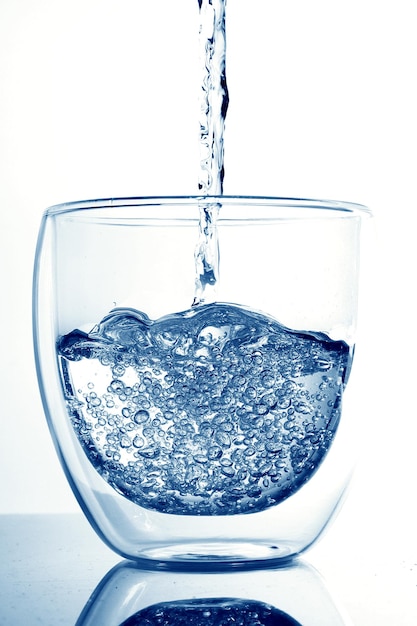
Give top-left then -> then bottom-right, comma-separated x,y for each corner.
33,196 -> 372,565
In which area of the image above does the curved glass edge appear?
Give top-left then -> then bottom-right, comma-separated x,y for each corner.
42,195 -> 372,219
32,214 -> 129,560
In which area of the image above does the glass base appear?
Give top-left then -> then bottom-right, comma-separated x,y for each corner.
131,541 -> 295,570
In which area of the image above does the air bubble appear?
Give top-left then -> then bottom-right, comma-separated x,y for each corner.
243,386 -> 257,402
215,431 -> 231,447
247,485 -> 262,498
208,445 -> 222,460
133,409 -> 150,424
293,400 -> 312,414
138,446 -> 160,459
221,465 -> 235,478
232,374 -> 246,388
112,364 -> 126,377
120,435 -> 131,448
185,463 -> 204,482
261,370 -> 275,388
251,351 -> 263,366
193,454 -> 208,464
109,379 -> 124,394
254,404 -> 268,416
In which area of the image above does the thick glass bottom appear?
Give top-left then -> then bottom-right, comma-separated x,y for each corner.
130,540 -> 296,570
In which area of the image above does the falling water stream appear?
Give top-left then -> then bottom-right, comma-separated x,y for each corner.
193,0 -> 229,306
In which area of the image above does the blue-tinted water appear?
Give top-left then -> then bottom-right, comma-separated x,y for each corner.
119,598 -> 302,626
58,303 -> 352,516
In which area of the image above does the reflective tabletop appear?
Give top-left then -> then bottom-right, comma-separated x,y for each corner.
0,513 -> 415,625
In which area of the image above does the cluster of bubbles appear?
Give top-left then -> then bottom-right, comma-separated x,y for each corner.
58,303 -> 351,515
119,598 -> 302,626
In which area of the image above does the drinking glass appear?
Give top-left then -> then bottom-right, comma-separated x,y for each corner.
33,196 -> 372,565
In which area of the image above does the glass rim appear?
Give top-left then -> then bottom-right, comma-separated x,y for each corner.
44,195 -> 372,220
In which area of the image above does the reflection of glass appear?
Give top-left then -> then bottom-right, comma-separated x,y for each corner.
33,196 -> 371,564
76,558 -> 351,626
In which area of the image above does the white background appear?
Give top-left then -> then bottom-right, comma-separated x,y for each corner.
0,1 -> 416,622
